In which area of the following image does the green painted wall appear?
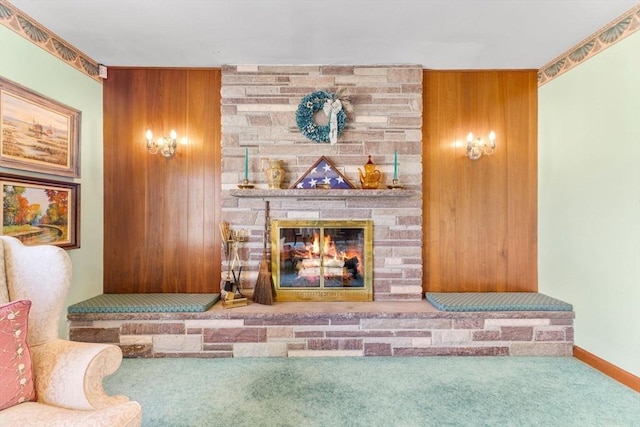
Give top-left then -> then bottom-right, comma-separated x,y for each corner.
0,26 -> 104,338
539,32 -> 640,376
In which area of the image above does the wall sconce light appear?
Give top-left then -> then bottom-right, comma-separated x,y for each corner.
466,131 -> 496,160
145,129 -> 177,158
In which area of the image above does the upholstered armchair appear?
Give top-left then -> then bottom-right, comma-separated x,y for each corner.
0,236 -> 141,426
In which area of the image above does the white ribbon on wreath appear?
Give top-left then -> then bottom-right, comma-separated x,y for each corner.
322,98 -> 343,145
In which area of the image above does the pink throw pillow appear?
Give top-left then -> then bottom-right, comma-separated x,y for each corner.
0,300 -> 36,410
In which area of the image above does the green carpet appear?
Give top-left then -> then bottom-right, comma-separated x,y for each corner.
104,357 -> 640,427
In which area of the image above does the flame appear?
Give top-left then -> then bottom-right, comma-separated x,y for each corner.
324,234 -> 336,257
282,228 -> 364,282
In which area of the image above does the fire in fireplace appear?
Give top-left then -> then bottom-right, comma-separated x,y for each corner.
270,219 -> 373,301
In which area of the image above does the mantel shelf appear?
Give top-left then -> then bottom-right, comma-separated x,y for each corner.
229,188 -> 416,199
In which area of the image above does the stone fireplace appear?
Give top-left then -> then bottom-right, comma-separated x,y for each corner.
221,65 -> 423,301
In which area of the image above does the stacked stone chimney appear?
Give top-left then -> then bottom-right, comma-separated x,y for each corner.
221,65 -> 423,301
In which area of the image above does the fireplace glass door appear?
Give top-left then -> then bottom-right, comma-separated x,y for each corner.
271,219 -> 373,301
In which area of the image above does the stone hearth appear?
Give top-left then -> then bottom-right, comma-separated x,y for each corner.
68,300 -> 574,358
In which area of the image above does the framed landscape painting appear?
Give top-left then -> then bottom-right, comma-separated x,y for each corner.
0,173 -> 80,249
0,77 -> 80,177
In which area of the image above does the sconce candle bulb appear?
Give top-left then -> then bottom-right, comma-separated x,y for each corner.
466,131 -> 497,160
145,128 -> 178,158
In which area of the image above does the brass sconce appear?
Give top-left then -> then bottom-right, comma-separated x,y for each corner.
145,129 -> 177,158
466,131 -> 496,160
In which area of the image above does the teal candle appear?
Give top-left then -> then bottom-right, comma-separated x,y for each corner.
393,150 -> 398,180
244,148 -> 248,181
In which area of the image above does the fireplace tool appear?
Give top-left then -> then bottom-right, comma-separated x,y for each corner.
219,221 -> 234,293
229,229 -> 246,298
253,201 -> 275,304
219,221 -> 245,297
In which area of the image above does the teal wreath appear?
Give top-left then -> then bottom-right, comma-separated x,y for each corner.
296,90 -> 347,143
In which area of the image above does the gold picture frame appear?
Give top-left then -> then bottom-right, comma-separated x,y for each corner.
0,173 -> 80,249
0,77 -> 80,177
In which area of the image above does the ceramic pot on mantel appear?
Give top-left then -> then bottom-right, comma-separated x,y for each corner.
262,158 -> 285,189
358,156 -> 381,189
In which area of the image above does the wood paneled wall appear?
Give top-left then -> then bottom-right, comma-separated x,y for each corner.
423,70 -> 538,293
102,68 -> 536,295
103,68 -> 221,293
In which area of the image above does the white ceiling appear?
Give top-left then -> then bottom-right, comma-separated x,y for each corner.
9,0 -> 639,69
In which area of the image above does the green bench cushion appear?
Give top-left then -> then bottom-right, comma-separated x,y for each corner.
68,293 -> 220,313
425,292 -> 572,312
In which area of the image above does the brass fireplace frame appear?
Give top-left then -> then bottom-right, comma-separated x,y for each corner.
270,219 -> 373,302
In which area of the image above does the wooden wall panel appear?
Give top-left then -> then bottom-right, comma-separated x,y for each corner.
103,67 -> 533,295
103,68 -> 221,293
423,70 -> 537,293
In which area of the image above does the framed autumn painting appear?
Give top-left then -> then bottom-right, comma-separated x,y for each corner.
0,77 -> 80,177
0,173 -> 80,249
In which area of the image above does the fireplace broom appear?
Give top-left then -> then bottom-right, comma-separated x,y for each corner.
253,201 -> 275,305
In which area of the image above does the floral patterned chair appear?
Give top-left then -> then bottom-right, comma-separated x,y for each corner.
0,236 -> 141,426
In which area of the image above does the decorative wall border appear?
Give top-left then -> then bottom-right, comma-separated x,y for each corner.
538,5 -> 640,86
0,0 -> 102,82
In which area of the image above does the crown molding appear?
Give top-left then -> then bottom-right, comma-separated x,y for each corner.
538,5 -> 640,87
0,0 -> 102,82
